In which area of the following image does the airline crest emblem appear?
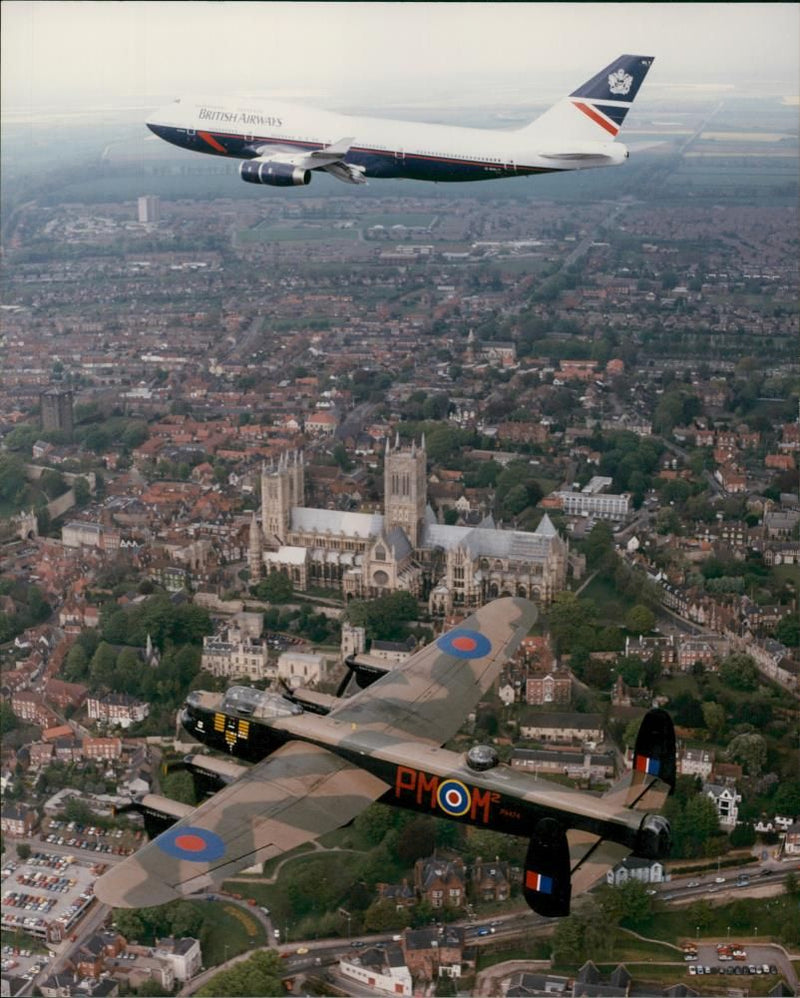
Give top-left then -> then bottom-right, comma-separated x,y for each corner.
608,68 -> 634,96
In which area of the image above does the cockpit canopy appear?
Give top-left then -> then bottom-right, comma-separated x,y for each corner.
186,686 -> 302,719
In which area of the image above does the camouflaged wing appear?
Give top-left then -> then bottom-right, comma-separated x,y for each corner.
566,828 -> 631,897
328,596 -> 537,745
94,741 -> 388,908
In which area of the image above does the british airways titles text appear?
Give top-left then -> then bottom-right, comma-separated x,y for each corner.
199,107 -> 283,128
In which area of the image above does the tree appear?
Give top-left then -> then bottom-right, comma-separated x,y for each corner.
135,980 -> 170,996
584,521 -> 614,569
16,842 -> 31,861
775,615 -> 800,647
616,879 -> 652,925
254,571 -> 293,604
162,770 -> 197,806
0,701 -> 19,738
725,732 -> 767,776
346,591 -> 418,641
729,823 -> 756,848
773,781 -> 800,817
197,950 -> 285,997
72,476 -> 91,506
396,816 -> 436,864
89,642 -> 118,688
40,468 -> 67,500
364,898 -> 410,932
547,592 -> 597,655
701,701 -> 727,741
719,652 -> 759,691
625,604 -> 655,635
687,899 -> 714,932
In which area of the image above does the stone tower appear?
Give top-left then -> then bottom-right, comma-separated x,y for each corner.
384,433 -> 427,548
261,450 -> 304,548
248,510 -> 263,580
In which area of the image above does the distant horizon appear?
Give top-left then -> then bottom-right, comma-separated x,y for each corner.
2,2 -> 798,117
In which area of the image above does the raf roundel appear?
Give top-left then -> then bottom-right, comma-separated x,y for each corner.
436,779 -> 472,817
436,628 -> 491,660
157,826 -> 226,863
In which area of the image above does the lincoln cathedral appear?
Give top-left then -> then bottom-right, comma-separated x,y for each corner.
249,439 -> 569,615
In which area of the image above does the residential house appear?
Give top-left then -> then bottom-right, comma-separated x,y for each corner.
86,693 -> 149,728
471,858 -> 511,902
679,748 -> 714,779
414,856 -> 466,909
518,712 -> 604,745
606,857 -> 664,887
703,782 -> 741,829
526,666 -> 572,706
376,879 -> 416,910
783,820 -> 800,856
0,805 -> 37,837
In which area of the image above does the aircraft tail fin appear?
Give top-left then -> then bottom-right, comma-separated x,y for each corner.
602,707 -> 676,813
523,817 -> 572,917
521,55 -> 654,142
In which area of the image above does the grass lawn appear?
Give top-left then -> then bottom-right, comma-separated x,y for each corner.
259,843 -> 317,880
197,900 -> 267,966
624,894 -> 797,947
477,941 -> 551,970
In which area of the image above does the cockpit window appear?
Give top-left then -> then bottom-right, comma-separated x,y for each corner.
221,685 -> 302,718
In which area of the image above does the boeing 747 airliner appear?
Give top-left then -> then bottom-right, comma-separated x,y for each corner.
146,54 -> 654,188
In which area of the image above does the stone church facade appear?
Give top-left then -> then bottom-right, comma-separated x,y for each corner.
252,440 -> 569,612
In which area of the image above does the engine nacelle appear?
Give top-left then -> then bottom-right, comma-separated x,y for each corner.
636,813 -> 672,860
240,159 -> 311,186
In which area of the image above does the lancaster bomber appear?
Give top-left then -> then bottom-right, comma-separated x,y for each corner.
96,597 -> 674,916
145,54 -> 654,188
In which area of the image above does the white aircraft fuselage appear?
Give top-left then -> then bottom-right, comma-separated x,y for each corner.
146,55 -> 654,188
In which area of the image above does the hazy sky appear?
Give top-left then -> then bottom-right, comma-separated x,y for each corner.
2,1 -> 798,112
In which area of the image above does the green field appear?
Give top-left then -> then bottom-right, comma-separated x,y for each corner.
237,223 -> 360,244
199,899 -> 268,966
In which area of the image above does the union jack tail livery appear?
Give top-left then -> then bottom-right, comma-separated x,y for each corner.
522,54 -> 655,144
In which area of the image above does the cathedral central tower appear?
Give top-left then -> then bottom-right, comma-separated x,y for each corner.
384,434 -> 427,548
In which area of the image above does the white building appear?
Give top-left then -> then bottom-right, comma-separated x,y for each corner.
154,937 -> 202,981
201,630 -> 272,681
679,748 -> 714,779
553,489 -> 631,520
339,949 -> 412,997
137,195 -> 160,223
276,651 -> 326,686
703,782 -> 741,829
606,857 -> 664,887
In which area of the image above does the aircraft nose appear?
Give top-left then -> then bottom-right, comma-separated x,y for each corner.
146,101 -> 183,132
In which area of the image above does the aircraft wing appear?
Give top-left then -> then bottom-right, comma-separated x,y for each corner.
328,596 -> 537,745
94,741 -> 388,908
251,136 -> 366,184
566,828 -> 631,896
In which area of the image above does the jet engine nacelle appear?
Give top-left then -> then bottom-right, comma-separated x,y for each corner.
240,160 -> 311,186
